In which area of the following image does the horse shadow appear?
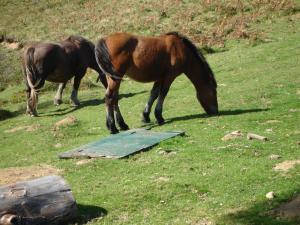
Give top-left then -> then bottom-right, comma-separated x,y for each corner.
143,108 -> 269,128
222,189 -> 300,225
41,90 -> 147,117
169,108 -> 269,123
74,204 -> 107,225
0,109 -> 17,121
80,90 -> 147,107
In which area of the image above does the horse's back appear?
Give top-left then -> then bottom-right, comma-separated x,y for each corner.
23,41 -> 73,82
103,32 -> 186,82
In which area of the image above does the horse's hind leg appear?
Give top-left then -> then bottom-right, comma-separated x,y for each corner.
114,91 -> 129,131
54,82 -> 66,105
25,76 -> 44,117
28,88 -> 40,117
154,77 -> 175,125
70,72 -> 85,106
105,78 -> 120,134
142,81 -> 160,123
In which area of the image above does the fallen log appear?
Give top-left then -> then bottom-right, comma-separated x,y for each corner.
0,175 -> 78,225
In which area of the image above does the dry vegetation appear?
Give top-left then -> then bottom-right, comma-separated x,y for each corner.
0,0 -> 298,89
0,0 -> 298,48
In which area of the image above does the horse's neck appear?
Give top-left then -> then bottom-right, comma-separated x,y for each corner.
187,58 -> 211,93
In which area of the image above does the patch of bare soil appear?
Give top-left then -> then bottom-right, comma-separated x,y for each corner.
0,35 -> 23,50
193,218 -> 214,225
76,158 -> 95,165
53,115 -> 77,130
273,160 -> 300,172
4,124 -> 40,133
0,164 -> 61,186
263,120 -> 280,124
270,194 -> 300,220
1,42 -> 21,50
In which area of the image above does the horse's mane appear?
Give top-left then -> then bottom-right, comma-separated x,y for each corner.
65,35 -> 95,49
166,32 -> 217,88
65,35 -> 96,55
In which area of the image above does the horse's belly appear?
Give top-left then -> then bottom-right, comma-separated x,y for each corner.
126,67 -> 162,83
46,69 -> 73,83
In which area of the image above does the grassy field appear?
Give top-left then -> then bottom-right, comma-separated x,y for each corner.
1,1 -> 300,225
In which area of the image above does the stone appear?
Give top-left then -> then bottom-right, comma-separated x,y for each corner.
266,191 -> 275,200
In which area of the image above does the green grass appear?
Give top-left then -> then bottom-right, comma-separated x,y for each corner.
1,1 -> 300,225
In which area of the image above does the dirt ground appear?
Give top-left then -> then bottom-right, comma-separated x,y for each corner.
273,160 -> 300,172
0,164 -> 61,185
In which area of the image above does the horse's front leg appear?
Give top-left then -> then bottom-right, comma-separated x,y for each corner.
70,72 -> 85,107
105,78 -> 120,134
142,81 -> 160,123
54,82 -> 66,105
154,76 -> 175,125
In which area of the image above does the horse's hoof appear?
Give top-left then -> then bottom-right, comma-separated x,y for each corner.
70,99 -> 80,107
157,119 -> 165,125
142,117 -> 150,123
54,99 -> 63,106
110,128 -> 119,134
120,124 -> 129,131
142,112 -> 150,123
71,103 -> 80,107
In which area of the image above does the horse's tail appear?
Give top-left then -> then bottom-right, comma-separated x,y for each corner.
24,47 -> 42,111
94,38 -> 122,80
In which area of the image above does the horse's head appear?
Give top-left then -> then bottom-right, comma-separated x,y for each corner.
172,33 -> 218,115
196,75 -> 218,115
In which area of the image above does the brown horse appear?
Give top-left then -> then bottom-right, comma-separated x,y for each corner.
95,32 -> 218,134
22,35 -> 107,116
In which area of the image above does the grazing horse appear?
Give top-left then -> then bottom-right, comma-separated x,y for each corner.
95,32 -> 218,134
22,35 -> 107,116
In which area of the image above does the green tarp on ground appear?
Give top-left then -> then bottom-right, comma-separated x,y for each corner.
58,129 -> 184,159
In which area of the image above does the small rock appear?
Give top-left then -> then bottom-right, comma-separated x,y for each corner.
54,143 -> 62,148
266,128 -> 273,132
157,176 -> 170,182
269,154 -> 281,160
221,130 -> 242,141
266,191 -> 275,200
158,150 -> 176,155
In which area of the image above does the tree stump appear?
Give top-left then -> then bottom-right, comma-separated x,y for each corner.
0,175 -> 78,225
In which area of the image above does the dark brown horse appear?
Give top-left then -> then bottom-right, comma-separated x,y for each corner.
95,32 -> 218,134
22,35 -> 107,116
